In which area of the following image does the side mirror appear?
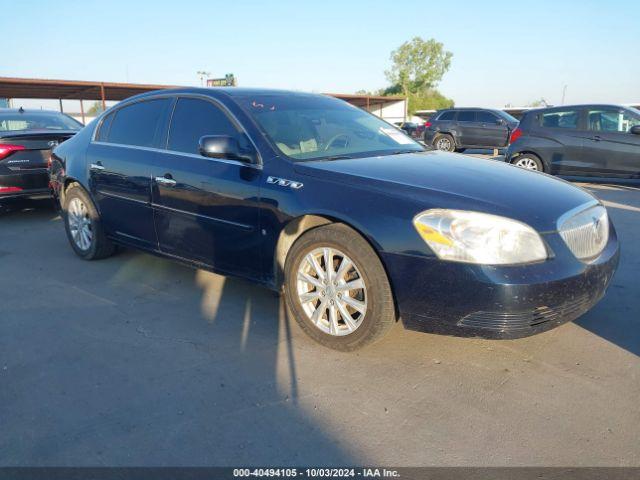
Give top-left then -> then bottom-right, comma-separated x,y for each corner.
496,118 -> 505,125
630,125 -> 640,135
198,135 -> 254,162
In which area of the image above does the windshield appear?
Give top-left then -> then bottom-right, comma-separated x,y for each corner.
236,94 -> 424,161
0,112 -> 82,132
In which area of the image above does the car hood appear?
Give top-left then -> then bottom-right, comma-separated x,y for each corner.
293,151 -> 597,232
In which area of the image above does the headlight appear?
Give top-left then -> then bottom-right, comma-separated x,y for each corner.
413,209 -> 547,265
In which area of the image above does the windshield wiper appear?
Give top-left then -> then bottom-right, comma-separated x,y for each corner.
387,149 -> 424,155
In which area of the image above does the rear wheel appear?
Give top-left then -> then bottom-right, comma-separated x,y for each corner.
432,133 -> 455,152
63,184 -> 115,260
284,223 -> 396,351
512,153 -> 543,172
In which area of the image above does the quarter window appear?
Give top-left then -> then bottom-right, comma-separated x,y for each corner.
587,109 -> 640,133
168,98 -> 242,155
457,111 -> 476,122
107,98 -> 171,147
95,111 -> 114,142
540,110 -> 579,129
438,111 -> 456,121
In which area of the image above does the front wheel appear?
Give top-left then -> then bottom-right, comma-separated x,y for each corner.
284,223 -> 396,351
63,184 -> 115,260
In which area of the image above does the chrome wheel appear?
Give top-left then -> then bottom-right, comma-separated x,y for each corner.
67,197 -> 93,251
296,247 -> 367,336
514,157 -> 539,170
435,137 -> 452,151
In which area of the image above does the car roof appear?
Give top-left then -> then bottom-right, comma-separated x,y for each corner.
523,104 -> 632,114
121,86 -> 327,104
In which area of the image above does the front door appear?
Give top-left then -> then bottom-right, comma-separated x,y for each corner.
88,97 -> 172,249
151,96 -> 262,279
579,108 -> 640,177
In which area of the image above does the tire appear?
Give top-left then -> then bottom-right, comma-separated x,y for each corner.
511,153 -> 544,172
63,183 -> 115,260
284,223 -> 396,351
432,133 -> 455,152
455,148 -> 466,153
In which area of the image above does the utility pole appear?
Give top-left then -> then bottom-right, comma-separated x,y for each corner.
561,85 -> 568,105
197,71 -> 211,87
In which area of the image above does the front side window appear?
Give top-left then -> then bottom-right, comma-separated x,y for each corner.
0,112 -> 82,132
236,94 -> 423,161
477,111 -> 498,123
587,108 -> 640,133
168,98 -> 244,155
457,111 -> 476,122
107,98 -> 171,148
540,110 -> 579,129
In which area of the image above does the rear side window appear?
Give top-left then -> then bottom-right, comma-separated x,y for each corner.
437,111 -> 456,121
477,111 -> 498,123
107,98 -> 172,147
168,98 -> 241,155
457,111 -> 476,122
540,110 -> 578,129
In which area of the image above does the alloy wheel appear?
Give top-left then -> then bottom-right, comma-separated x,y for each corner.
514,157 -> 539,170
296,247 -> 367,336
67,197 -> 93,250
436,137 -> 452,151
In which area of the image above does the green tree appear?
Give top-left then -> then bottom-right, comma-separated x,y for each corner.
385,37 -> 453,97
86,101 -> 104,116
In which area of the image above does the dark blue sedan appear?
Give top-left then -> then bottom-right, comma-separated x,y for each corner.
49,88 -> 619,351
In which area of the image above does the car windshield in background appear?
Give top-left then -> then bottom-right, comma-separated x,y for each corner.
0,113 -> 82,132
237,94 -> 424,161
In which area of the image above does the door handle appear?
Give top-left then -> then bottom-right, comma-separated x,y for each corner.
155,175 -> 176,187
90,162 -> 104,171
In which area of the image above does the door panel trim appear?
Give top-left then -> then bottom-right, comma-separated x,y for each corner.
99,190 -> 149,205
151,202 -> 254,231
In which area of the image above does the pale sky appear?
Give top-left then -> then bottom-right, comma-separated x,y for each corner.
3,0 -> 639,110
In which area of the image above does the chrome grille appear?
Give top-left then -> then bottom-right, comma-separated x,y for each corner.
559,203 -> 609,262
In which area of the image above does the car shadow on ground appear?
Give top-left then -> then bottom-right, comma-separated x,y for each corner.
573,183 -> 640,357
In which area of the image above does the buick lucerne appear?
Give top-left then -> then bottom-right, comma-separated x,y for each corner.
49,88 -> 619,350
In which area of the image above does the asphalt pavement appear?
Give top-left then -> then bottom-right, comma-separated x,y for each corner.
1,182 -> 639,466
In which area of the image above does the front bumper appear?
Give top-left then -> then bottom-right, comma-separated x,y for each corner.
382,223 -> 620,339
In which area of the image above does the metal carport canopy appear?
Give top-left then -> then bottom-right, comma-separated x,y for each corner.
0,76 -> 405,110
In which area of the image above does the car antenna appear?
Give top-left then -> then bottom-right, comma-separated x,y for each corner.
18,106 -> 25,113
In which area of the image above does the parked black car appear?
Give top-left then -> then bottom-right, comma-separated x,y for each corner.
394,121 -> 424,139
50,88 -> 618,351
424,108 -> 519,152
0,108 -> 82,204
506,104 -> 640,178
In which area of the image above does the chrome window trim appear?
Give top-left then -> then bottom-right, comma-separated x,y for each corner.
91,92 -> 263,167
91,141 -> 262,170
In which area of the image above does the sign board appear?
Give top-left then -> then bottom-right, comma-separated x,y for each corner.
206,74 -> 237,87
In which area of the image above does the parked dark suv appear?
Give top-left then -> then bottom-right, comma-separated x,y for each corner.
506,104 -> 640,178
423,108 -> 519,152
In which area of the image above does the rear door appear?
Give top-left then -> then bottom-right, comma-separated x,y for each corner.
88,97 -> 172,249
535,108 -> 586,174
580,107 -> 640,177
455,110 -> 477,146
151,96 -> 262,278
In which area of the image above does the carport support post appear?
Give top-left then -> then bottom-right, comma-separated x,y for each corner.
100,83 -> 106,112
58,98 -> 63,113
80,99 -> 85,125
